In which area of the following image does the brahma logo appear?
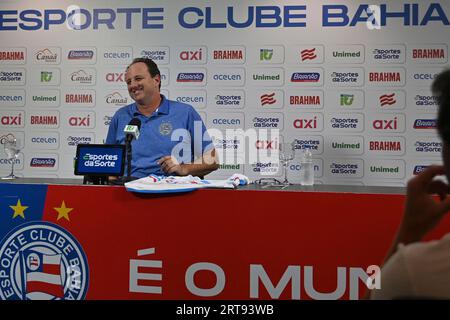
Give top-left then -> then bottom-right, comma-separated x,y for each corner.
140,47 -> 169,64
176,46 -> 206,64
288,90 -> 323,108
367,68 -> 405,86
410,45 -> 447,63
0,47 -> 26,64
210,46 -> 245,64
367,137 -> 405,155
368,45 -> 405,63
0,221 -> 89,300
0,111 -> 24,127
30,158 -> 56,168
35,48 -> 59,64
29,112 -> 59,128
0,68 -> 26,85
105,92 -> 128,106
413,119 -> 436,129
65,91 -> 95,107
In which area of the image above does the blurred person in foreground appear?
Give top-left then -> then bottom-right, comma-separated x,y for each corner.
370,68 -> 450,299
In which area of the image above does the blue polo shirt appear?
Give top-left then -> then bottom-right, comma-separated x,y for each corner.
106,95 -> 213,178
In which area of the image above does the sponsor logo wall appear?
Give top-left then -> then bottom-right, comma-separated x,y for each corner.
0,0 -> 449,186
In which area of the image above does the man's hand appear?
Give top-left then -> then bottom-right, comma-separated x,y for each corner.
157,156 -> 188,176
399,165 -> 450,243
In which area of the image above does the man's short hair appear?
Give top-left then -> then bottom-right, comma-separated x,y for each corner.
432,68 -> 450,145
127,57 -> 161,89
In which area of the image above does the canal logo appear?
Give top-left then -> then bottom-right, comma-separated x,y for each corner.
0,221 -> 89,300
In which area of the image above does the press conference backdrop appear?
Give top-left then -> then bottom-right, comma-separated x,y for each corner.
0,0 -> 449,186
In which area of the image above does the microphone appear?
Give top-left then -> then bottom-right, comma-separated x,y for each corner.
124,118 -> 141,142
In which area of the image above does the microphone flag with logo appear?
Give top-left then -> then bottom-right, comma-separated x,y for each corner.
124,118 -> 141,142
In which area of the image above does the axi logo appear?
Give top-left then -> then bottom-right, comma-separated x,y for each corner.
105,72 -> 124,83
0,113 -> 23,126
179,48 -> 204,62
379,93 -> 396,107
260,49 -> 273,61
294,116 -> 318,129
255,138 -> 279,150
340,94 -> 354,106
260,93 -> 276,106
68,114 -> 93,127
373,117 -> 398,130
301,48 -> 317,61
41,71 -> 52,82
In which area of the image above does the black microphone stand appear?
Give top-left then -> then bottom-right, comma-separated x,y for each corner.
110,135 -> 137,185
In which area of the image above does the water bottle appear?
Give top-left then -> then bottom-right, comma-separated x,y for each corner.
300,147 -> 314,186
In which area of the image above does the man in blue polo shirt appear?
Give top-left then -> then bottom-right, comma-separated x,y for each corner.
106,57 -> 219,178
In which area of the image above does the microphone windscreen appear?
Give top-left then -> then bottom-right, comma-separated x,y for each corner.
128,118 -> 141,130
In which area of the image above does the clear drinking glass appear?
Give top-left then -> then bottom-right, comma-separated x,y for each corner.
279,142 -> 295,186
2,137 -> 22,180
